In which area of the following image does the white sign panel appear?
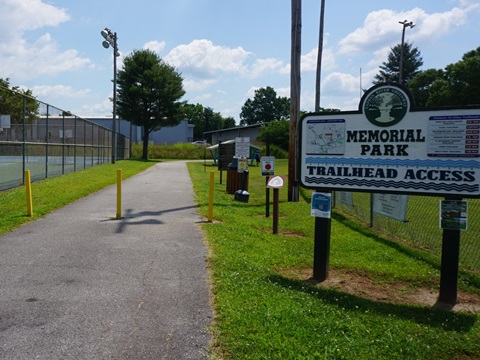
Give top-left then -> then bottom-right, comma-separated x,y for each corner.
261,156 -> 275,176
0,115 -> 11,129
337,191 -> 354,207
237,157 -> 248,173
373,193 -> 408,222
300,84 -> 480,197
235,137 -> 250,158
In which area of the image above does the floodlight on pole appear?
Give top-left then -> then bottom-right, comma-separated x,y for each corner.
100,27 -> 119,164
398,20 -> 415,85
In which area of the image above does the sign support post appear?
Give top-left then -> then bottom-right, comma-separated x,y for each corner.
262,156 -> 275,218
267,176 -> 285,235
272,188 -> 279,234
313,215 -> 331,281
312,191 -> 332,281
438,226 -> 461,304
266,178 -> 270,218
438,196 -> 463,304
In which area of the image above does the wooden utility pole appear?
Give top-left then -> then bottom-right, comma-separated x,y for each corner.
288,0 -> 301,202
315,0 -> 325,112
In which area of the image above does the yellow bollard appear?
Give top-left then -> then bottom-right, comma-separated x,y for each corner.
25,170 -> 33,217
208,171 -> 214,222
116,169 -> 122,219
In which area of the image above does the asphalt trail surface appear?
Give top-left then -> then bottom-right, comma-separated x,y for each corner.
0,161 -> 212,359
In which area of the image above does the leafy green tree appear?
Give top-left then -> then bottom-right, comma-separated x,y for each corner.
116,50 -> 185,159
373,42 -> 423,85
182,103 -> 206,140
240,86 -> 290,125
256,107 -> 339,152
408,47 -> 480,107
182,103 -> 235,141
222,116 -> 236,129
407,69 -> 445,107
442,47 -> 480,105
256,120 -> 290,151
0,78 -> 39,125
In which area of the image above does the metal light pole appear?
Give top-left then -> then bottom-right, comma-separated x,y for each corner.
101,28 -> 120,164
398,20 -> 415,85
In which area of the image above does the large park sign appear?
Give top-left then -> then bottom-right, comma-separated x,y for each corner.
300,83 -> 480,198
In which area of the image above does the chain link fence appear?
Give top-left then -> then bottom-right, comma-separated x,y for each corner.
334,191 -> 479,272
0,86 -> 130,191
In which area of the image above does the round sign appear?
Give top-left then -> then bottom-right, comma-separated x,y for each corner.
362,84 -> 410,127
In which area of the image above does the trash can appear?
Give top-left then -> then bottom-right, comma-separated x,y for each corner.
226,159 -> 249,194
234,170 -> 249,203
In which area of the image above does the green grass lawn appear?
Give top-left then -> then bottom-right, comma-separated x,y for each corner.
1,157 -> 478,359
188,159 -> 480,360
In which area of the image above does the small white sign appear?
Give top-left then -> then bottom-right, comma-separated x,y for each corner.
267,175 -> 285,189
373,193 -> 409,222
237,157 -> 248,173
261,156 -> 275,176
235,137 -> 250,158
337,191 -> 354,206
0,115 -> 11,129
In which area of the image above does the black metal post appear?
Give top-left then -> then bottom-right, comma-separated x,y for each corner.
265,138 -> 271,217
313,191 -> 332,281
438,196 -> 462,305
273,188 -> 279,234
112,32 -> 117,164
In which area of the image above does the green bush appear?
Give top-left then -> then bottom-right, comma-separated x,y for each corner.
266,144 -> 288,159
131,143 -> 210,160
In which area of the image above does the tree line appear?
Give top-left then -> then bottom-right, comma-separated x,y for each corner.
1,44 -> 478,159
374,42 -> 480,108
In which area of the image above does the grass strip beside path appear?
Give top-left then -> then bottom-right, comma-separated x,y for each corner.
0,160 -> 156,235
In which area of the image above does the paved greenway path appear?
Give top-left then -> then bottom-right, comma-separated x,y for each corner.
0,161 -> 212,359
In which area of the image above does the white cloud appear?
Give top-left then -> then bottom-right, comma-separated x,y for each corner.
79,99 -> 113,118
338,6 -> 471,55
183,78 -> 218,92
457,0 -> 480,9
165,39 -> 251,78
190,93 -> 213,104
164,39 -> 292,85
30,85 -> 91,99
244,86 -> 259,100
0,0 -> 69,39
276,87 -> 290,98
301,47 -> 336,73
322,72 -> 359,97
249,58 -> 285,78
143,40 -> 166,53
0,0 -> 90,81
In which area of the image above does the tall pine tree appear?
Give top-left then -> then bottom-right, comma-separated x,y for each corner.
373,42 -> 423,85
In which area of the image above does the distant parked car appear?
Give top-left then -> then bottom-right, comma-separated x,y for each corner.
191,140 -> 209,146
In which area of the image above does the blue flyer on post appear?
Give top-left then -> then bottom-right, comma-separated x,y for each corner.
311,192 -> 332,218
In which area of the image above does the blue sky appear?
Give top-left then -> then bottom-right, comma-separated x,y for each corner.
1,0 -> 479,123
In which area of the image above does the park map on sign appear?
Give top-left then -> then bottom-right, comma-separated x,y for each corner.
305,120 -> 345,155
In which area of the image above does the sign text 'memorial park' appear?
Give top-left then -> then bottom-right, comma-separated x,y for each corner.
299,83 -> 480,197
